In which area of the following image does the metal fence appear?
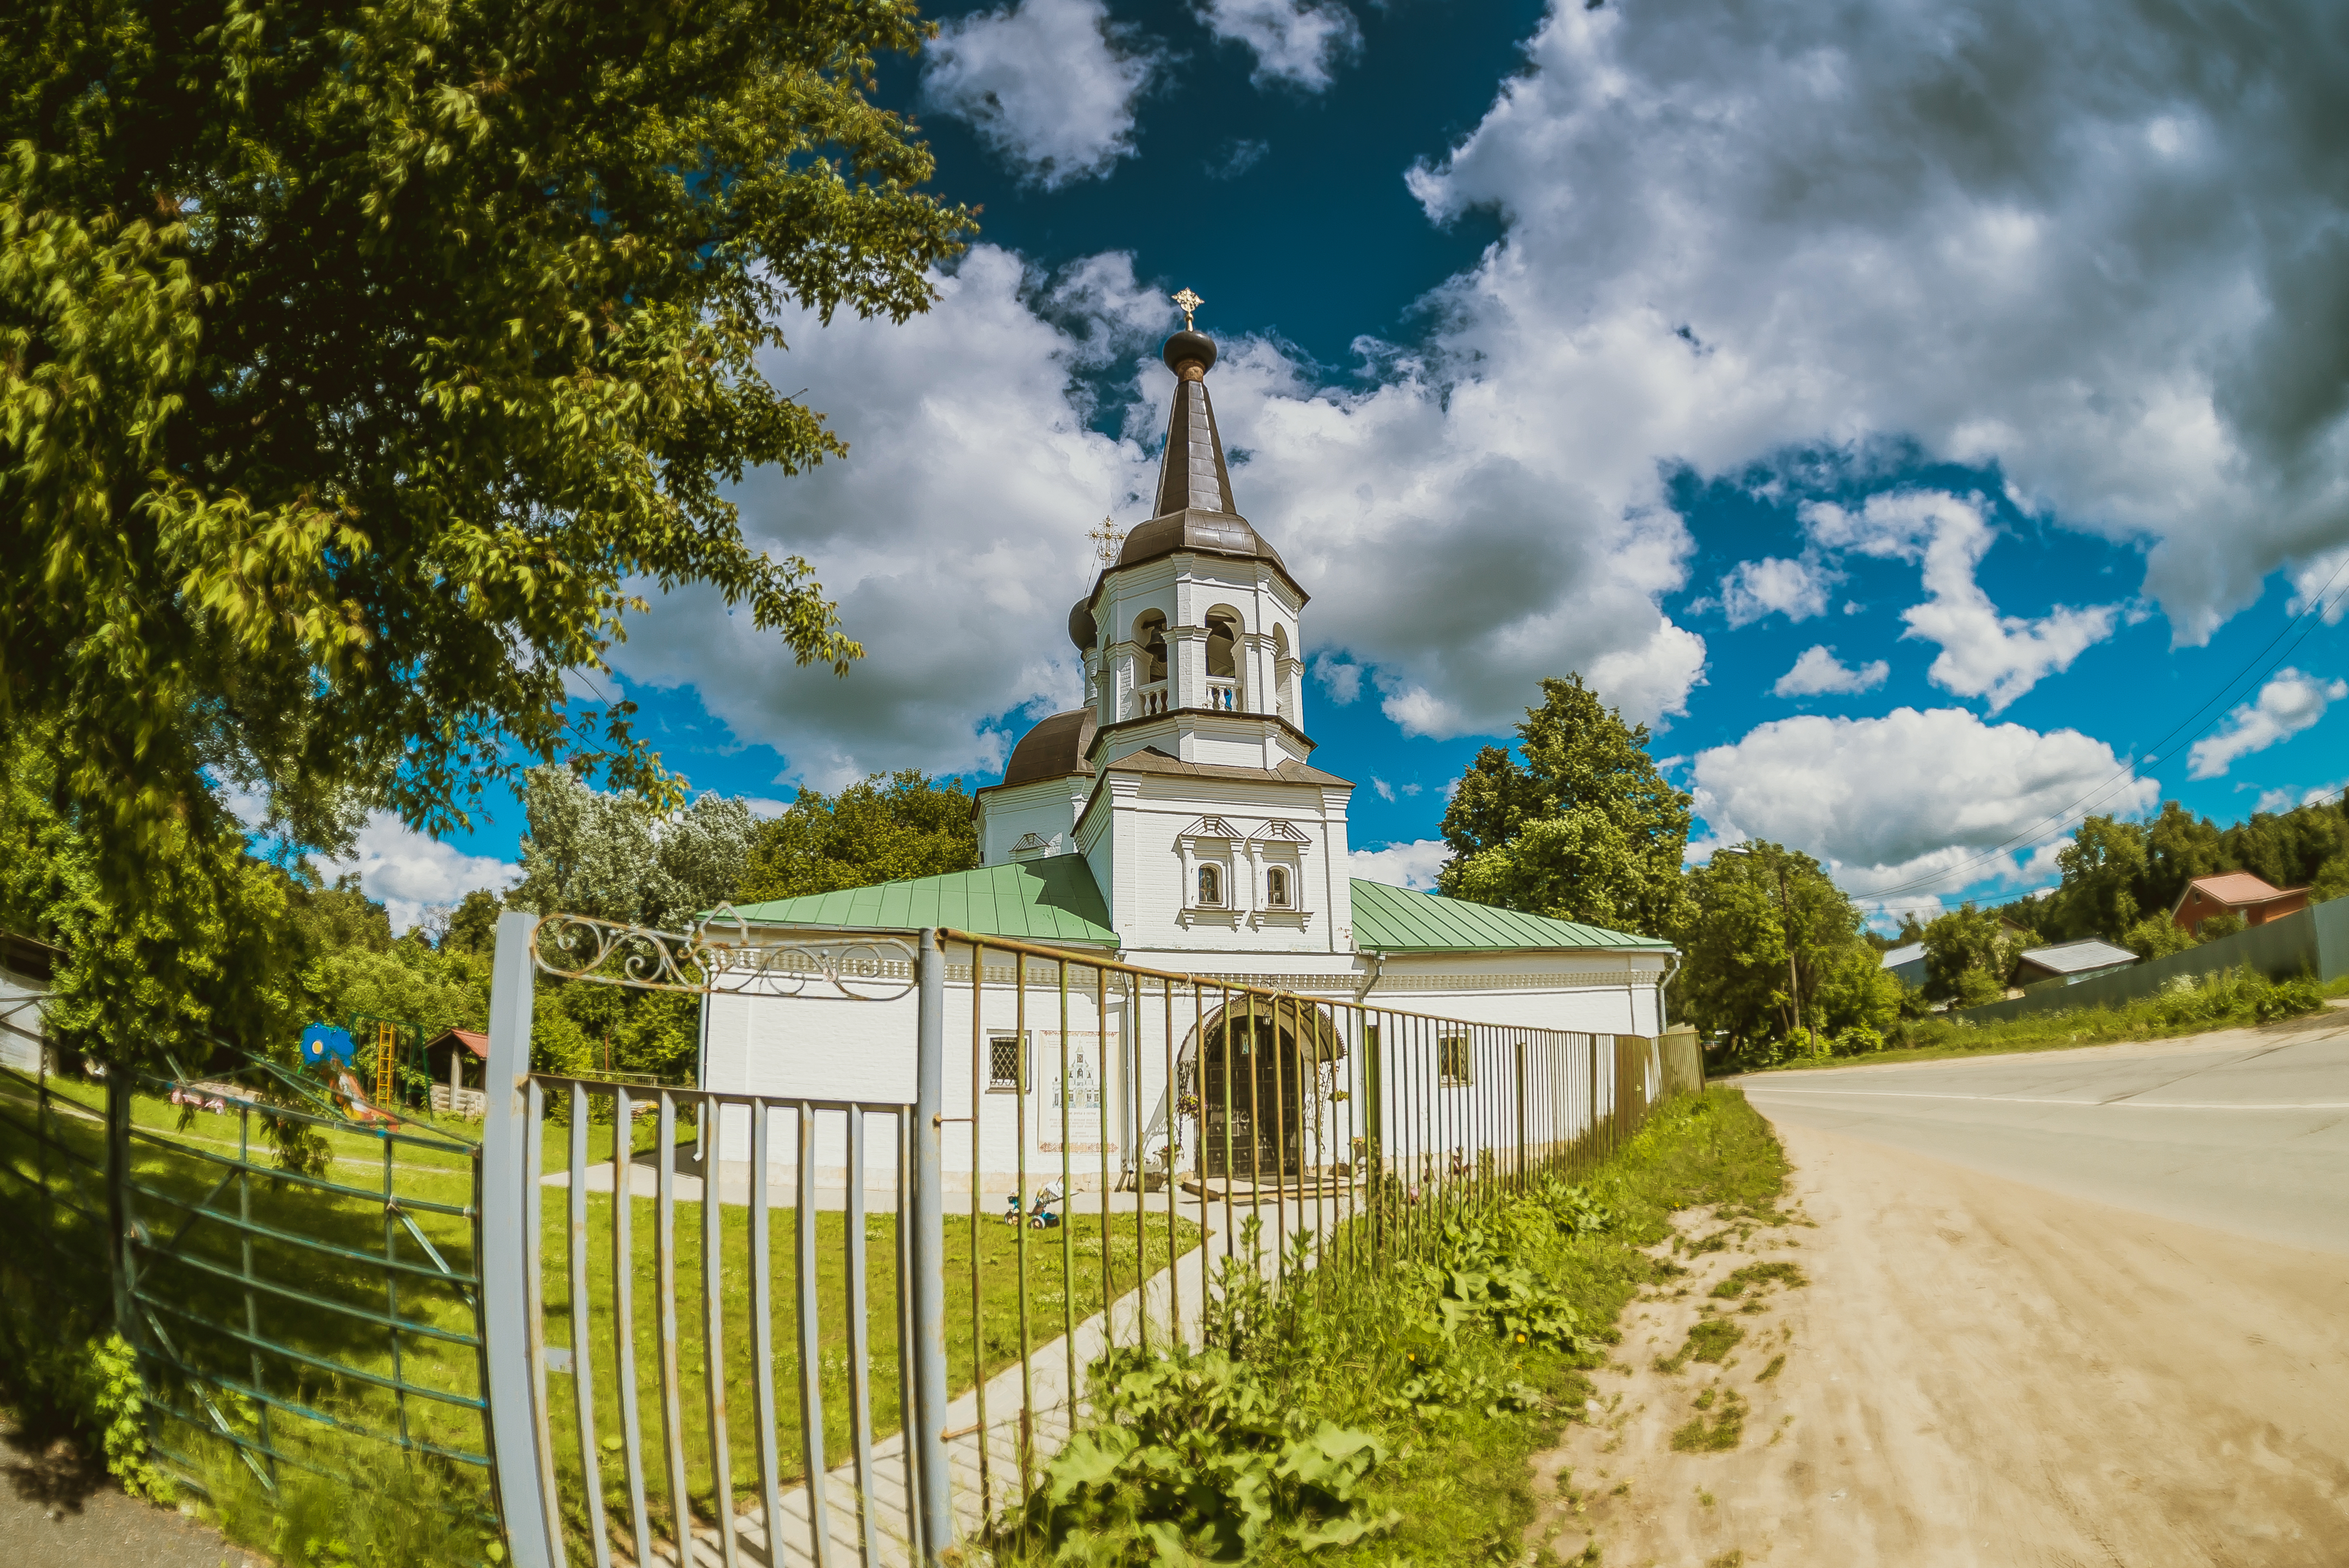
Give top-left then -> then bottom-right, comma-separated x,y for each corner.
0,1044 -> 492,1513
480,914 -> 1697,1568
0,905 -> 1697,1568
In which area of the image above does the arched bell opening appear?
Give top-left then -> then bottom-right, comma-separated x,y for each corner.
1175,997 -> 1346,1182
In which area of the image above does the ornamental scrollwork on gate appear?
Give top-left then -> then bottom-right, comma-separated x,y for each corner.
528,905 -> 919,1001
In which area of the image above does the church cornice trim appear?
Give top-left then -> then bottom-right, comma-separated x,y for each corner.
1088,707 -> 1317,760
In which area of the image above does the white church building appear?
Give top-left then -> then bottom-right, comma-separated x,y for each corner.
698,319 -> 1676,1189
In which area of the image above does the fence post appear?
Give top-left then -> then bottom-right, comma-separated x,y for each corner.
911,930 -> 954,1560
1513,1040 -> 1527,1189
482,911 -> 556,1568
105,1072 -> 134,1336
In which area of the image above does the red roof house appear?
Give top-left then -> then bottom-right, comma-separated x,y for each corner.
2171,872 -> 2309,936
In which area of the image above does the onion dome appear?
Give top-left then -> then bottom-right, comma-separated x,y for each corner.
1001,708 -> 1097,786
1067,596 -> 1097,649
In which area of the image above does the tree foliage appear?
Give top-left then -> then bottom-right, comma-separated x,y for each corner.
2014,797 -> 2349,945
1920,904 -> 2033,1004
1674,841 -> 1902,1058
2,0 -> 972,1041
738,770 -> 977,904
511,764 -> 758,930
1437,676 -> 1693,938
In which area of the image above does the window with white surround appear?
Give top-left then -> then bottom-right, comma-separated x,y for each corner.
1197,864 -> 1223,906
1265,866 -> 1290,908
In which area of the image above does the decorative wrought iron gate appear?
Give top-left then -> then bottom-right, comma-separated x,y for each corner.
477,911 -> 954,1568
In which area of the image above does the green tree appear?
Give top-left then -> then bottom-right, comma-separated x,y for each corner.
511,765 -> 759,929
1437,675 -> 1693,938
739,771 -> 978,903
1674,842 -> 1885,1055
0,725 -> 303,1067
2143,803 -> 2226,914
442,889 -> 506,955
2121,914 -> 2194,960
1920,904 -> 2031,1004
2045,815 -> 2148,941
4,0 -> 970,1058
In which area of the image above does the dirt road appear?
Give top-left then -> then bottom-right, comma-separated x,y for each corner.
1526,1118 -> 2349,1567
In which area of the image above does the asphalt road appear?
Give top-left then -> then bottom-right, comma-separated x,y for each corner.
1732,1005 -> 2349,1255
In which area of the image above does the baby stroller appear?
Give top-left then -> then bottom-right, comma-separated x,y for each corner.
1006,1179 -> 1065,1229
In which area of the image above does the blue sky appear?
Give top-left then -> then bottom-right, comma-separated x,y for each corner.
342,0 -> 2349,931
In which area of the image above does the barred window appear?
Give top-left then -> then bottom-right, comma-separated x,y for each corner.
1438,1034 -> 1473,1087
1197,864 -> 1222,907
988,1034 -> 1029,1093
1266,866 -> 1290,908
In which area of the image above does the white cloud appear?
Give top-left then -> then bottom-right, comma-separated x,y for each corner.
1802,492 -> 2117,710
1206,138 -> 1270,179
1348,838 -> 1449,892
613,247 -> 1158,786
921,0 -> 1161,187
2187,668 -> 2346,779
1370,777 -> 1396,802
1406,0 -> 2349,649
313,814 -> 521,936
1312,654 -> 1364,705
624,0 -> 2349,775
1196,0 -> 1362,89
2287,547 -> 2349,625
1691,707 -> 2158,895
1718,556 -> 1834,627
1773,645 -> 1889,698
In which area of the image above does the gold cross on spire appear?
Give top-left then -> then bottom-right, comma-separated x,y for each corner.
1087,514 -> 1126,566
1171,287 -> 1203,330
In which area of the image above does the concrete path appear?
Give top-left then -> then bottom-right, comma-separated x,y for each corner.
0,1415 -> 265,1568
1730,1006 -> 2349,1254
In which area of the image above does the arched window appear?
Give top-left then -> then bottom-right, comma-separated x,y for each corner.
1133,610 -> 1168,683
1197,864 -> 1222,907
1266,866 -> 1290,908
1205,607 -> 1242,679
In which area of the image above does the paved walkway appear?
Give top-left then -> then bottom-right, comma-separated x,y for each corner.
0,1415 -> 264,1568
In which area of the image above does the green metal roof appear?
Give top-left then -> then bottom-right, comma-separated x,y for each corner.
727,858 -> 1666,955
1348,878 -> 1670,953
729,856 -> 1118,945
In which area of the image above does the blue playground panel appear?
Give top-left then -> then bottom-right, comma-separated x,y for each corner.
301,1023 -> 356,1068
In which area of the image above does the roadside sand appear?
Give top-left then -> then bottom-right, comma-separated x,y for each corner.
1526,1119 -> 2349,1567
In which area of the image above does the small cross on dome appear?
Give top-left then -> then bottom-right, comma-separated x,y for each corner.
1171,288 -> 1203,329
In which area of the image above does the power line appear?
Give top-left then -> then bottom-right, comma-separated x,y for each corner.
1847,560 -> 2349,902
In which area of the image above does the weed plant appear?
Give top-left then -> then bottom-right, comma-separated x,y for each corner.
995,1086 -> 1789,1566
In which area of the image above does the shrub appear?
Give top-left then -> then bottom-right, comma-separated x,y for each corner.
1008,1345 -> 1396,1563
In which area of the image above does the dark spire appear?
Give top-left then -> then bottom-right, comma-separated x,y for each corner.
1152,329 -> 1236,517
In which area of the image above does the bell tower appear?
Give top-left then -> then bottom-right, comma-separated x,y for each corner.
1068,310 -> 1312,774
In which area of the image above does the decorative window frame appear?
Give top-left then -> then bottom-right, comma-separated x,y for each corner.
1176,817 -> 1242,926
1008,831 -> 1051,859
1247,820 -> 1312,929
